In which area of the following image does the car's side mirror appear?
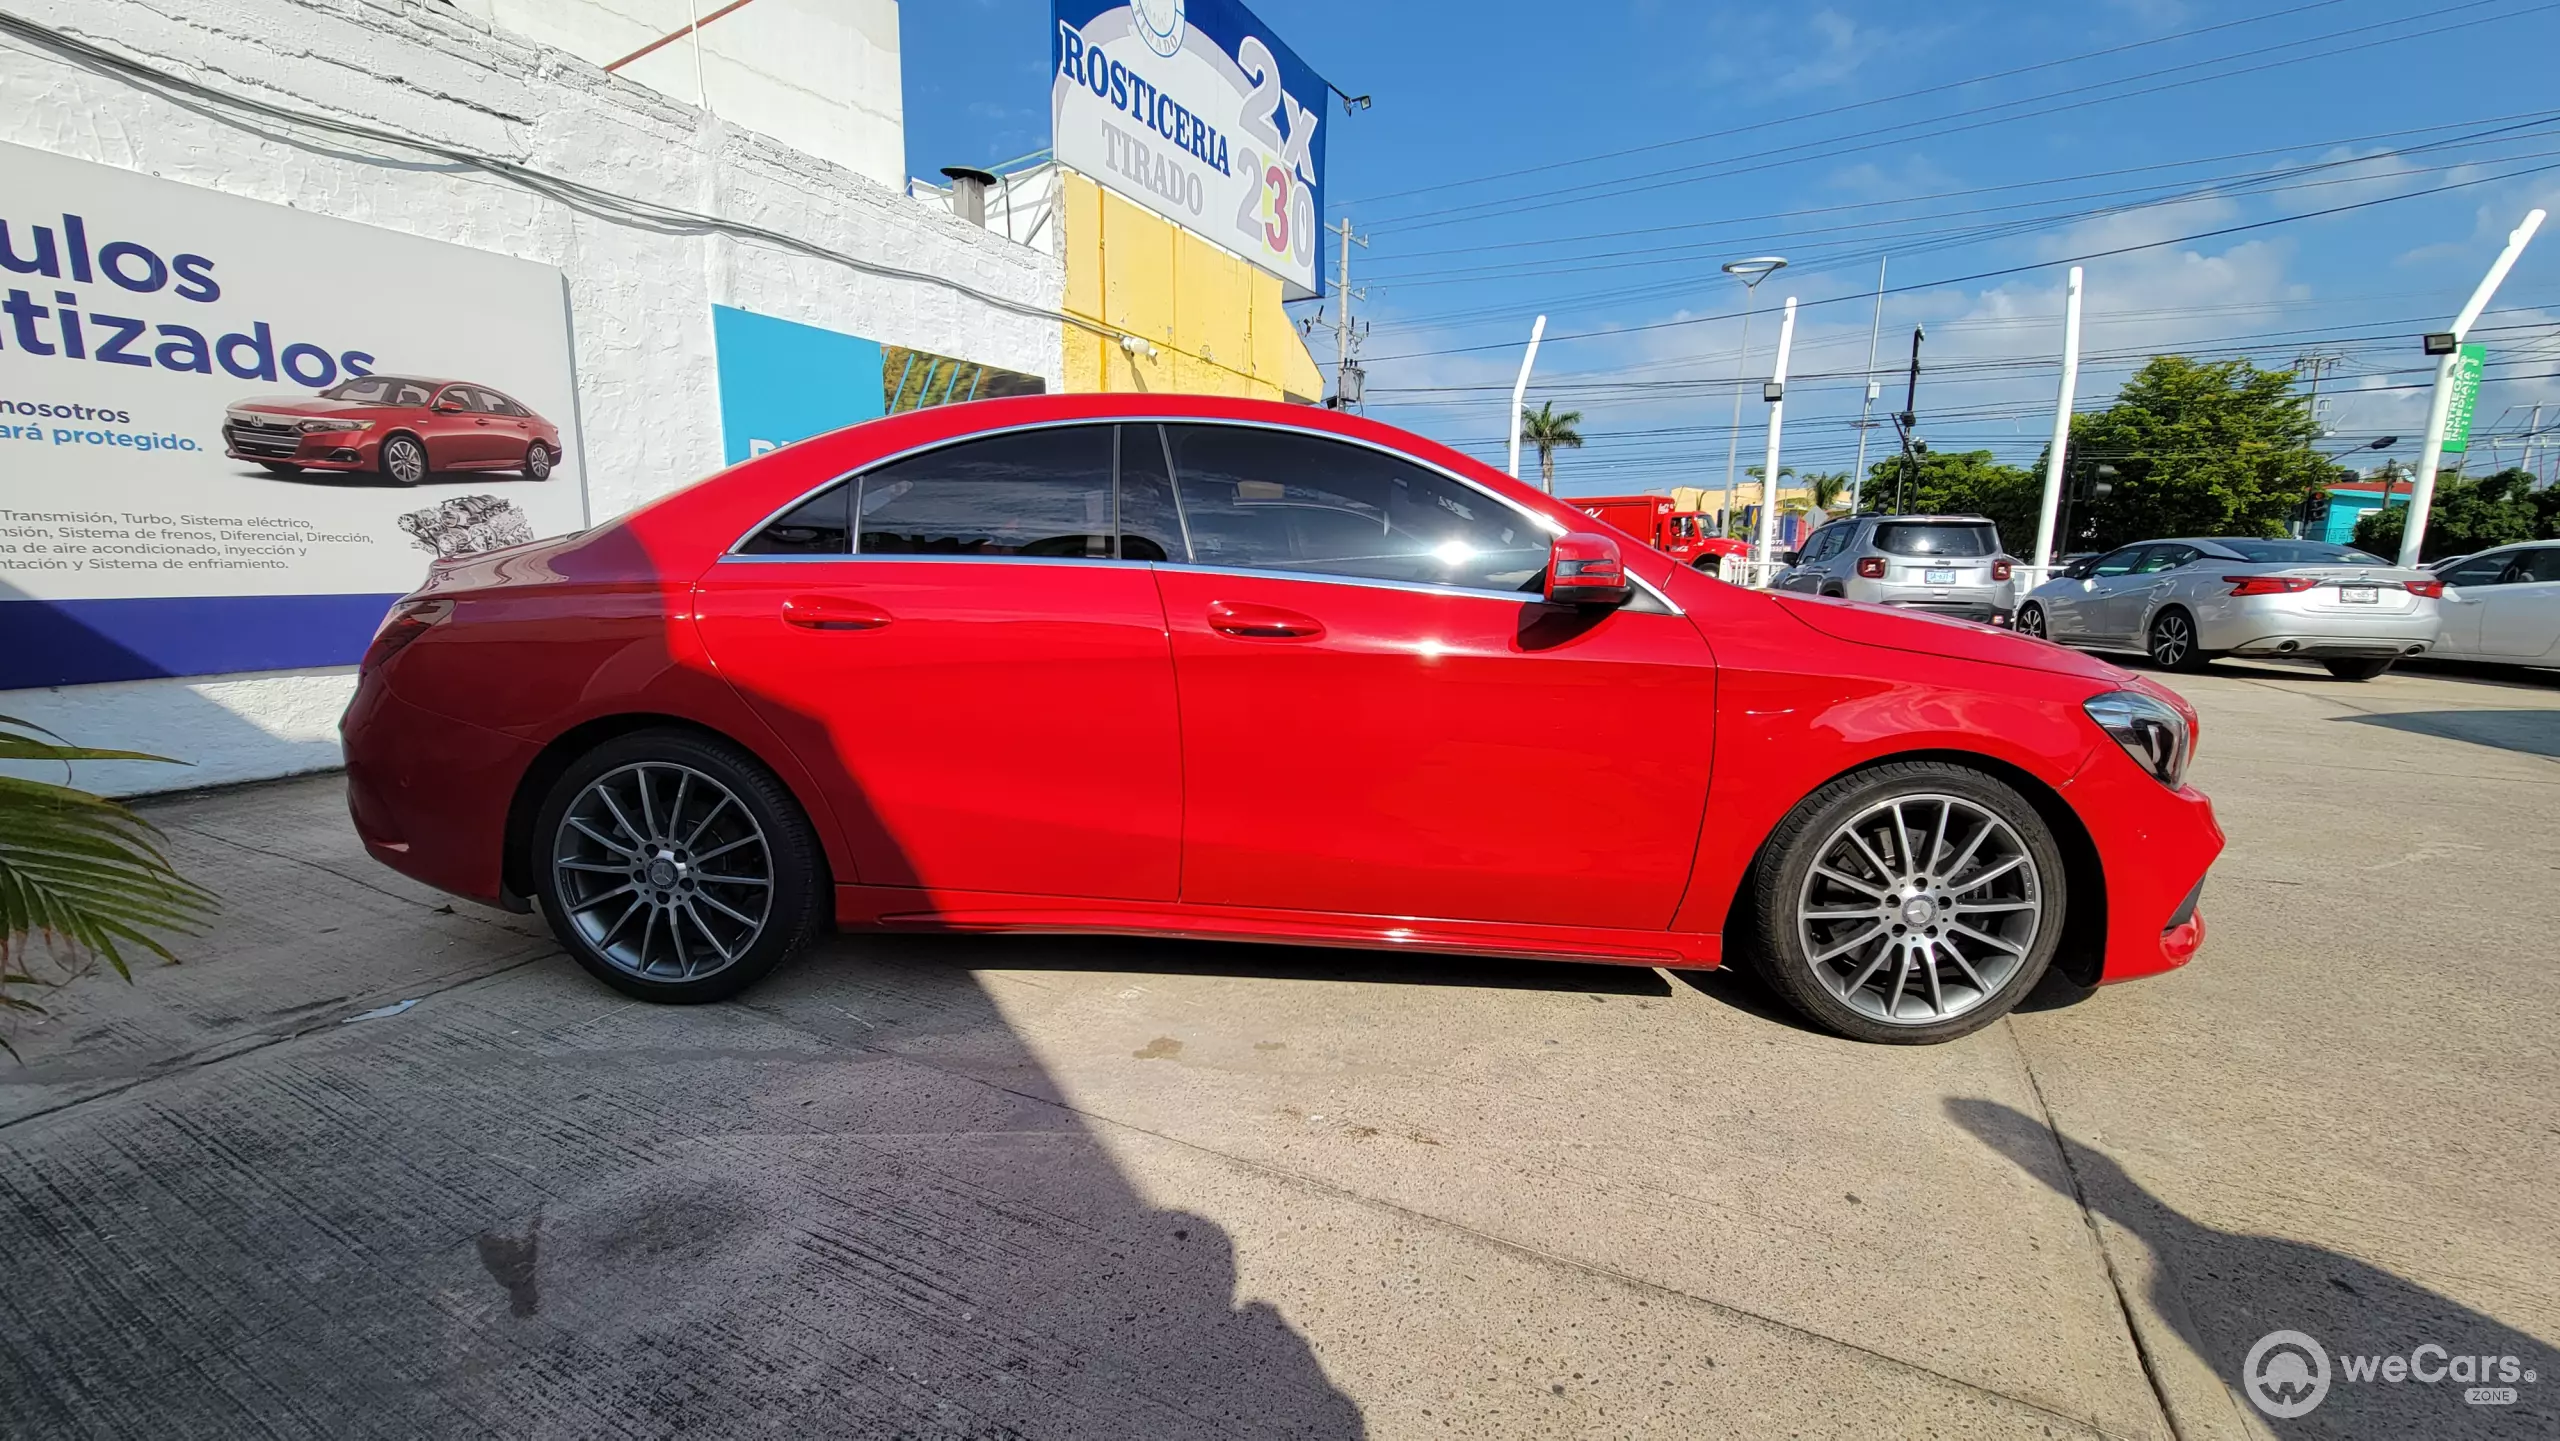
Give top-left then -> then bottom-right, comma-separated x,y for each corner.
434,402 -> 465,414
2065,560 -> 2094,579
1777,549 -> 1801,567
1545,532 -> 1632,607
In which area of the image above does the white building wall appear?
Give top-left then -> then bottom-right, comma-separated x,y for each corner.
0,0 -> 1063,797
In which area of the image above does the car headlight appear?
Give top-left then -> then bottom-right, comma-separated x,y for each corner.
2084,689 -> 2191,789
297,419 -> 375,433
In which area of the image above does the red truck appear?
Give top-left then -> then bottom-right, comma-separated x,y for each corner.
1572,494 -> 1750,570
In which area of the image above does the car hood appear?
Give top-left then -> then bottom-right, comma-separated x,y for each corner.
229,397 -> 389,417
1771,591 -> 2130,684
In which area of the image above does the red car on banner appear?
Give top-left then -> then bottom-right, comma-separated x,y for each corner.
224,374 -> 562,485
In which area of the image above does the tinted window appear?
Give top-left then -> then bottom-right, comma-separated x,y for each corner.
1164,425 -> 1549,592
2520,547 -> 2560,584
740,480 -> 849,555
857,427 -> 1114,559
322,377 -> 398,403
1874,522 -> 1998,557
1116,424 -> 1185,563
2215,540 -> 2386,565
2133,545 -> 2196,575
2090,546 -> 2146,578
480,390 -> 530,418
2439,553 -> 2514,588
386,379 -> 435,406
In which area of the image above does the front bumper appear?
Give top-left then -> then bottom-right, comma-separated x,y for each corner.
2061,745 -> 2224,986
223,421 -> 380,470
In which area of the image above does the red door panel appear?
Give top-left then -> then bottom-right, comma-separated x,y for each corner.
694,558 -> 1183,901
1156,569 -> 1717,929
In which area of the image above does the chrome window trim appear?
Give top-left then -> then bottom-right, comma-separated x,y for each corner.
705,553 -> 1676,613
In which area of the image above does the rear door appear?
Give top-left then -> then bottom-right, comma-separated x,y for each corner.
2480,546 -> 2560,659
1150,422 -> 1716,931
2112,543 -> 2199,637
691,424 -> 1184,902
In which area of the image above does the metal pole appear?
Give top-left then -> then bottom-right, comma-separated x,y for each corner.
1720,300 -> 1756,536
1507,313 -> 1547,482
2032,267 -> 2084,572
1754,297 -> 1798,579
688,0 -> 710,109
1896,326 -> 1924,511
2400,208 -> 2544,566
1851,256 -> 1886,513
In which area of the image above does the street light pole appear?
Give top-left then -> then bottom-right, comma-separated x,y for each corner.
1894,325 -> 1925,511
1851,256 -> 1886,513
2398,208 -> 2544,567
1718,257 -> 1786,537
2031,267 -> 2084,573
1754,296 -> 1798,578
1505,313 -> 1547,482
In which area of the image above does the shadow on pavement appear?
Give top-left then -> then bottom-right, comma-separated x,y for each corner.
2331,709 -> 2560,760
1948,1098 -> 2556,1439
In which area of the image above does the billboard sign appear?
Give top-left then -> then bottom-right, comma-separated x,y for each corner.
1052,0 -> 1330,299
713,305 -> 1049,463
0,142 -> 586,689
2441,342 -> 2485,454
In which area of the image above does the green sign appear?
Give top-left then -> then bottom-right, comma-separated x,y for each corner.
2442,342 -> 2486,454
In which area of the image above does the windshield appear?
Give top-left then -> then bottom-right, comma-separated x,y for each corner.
1874,522 -> 1999,557
2216,540 -> 2388,565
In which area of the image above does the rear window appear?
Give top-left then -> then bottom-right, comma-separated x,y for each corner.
2217,540 -> 2386,565
1874,522 -> 1998,557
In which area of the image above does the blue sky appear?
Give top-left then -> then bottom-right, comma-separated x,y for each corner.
904,0 -> 2560,495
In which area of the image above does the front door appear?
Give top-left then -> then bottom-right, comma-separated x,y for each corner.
1148,422 -> 1717,930
2480,546 -> 2560,659
692,424 -> 1183,901
2052,545 -> 2148,641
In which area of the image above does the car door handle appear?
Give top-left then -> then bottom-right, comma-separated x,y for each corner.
1206,600 -> 1324,640
782,594 -> 893,631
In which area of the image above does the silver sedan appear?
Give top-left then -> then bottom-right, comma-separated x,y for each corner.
2018,536 -> 2443,681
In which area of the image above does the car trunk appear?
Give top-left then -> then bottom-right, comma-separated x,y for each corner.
2256,566 -> 2431,616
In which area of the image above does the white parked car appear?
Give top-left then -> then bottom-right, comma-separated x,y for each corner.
2018,537 -> 2444,681
2427,542 -> 2560,667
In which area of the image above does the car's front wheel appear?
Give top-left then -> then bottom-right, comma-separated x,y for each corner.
380,434 -> 428,486
532,729 -> 828,1003
2016,602 -> 2048,639
1750,762 -> 2066,1044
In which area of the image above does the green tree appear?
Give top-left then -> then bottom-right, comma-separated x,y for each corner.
2352,467 -> 2547,561
1796,470 -> 1852,517
1518,401 -> 1584,495
1865,449 -> 2045,555
2044,356 -> 2327,550
1,716 -> 214,1057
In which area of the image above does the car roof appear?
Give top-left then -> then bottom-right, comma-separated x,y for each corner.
1860,513 -> 1993,523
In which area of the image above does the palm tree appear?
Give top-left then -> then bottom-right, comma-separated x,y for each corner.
1798,470 -> 1851,517
1518,401 -> 1584,494
1,714 -> 213,1057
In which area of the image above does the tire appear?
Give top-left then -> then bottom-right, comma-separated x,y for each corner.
258,462 -> 303,476
2017,602 -> 2048,639
1750,761 -> 2066,1044
2147,607 -> 2209,672
380,433 -> 428,486
532,728 -> 829,1003
2321,657 -> 2394,681
522,442 -> 553,480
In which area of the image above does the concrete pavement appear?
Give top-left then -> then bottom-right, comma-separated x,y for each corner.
1,659 -> 2552,1438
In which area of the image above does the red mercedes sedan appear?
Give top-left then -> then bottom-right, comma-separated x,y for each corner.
224,375 -> 563,485
342,394 -> 2220,1043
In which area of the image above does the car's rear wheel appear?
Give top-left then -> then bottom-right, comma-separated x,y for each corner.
2147,607 -> 2209,672
533,729 -> 827,1003
523,442 -> 553,480
2017,602 -> 2048,639
1750,762 -> 2065,1044
2321,657 -> 2394,681
258,461 -> 303,476
380,433 -> 428,486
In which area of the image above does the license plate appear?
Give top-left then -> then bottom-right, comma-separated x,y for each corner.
2338,584 -> 2379,604
1926,568 -> 1957,585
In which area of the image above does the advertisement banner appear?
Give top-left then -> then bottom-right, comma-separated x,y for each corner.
0,142 -> 586,689
713,304 -> 1048,463
1052,0 -> 1330,299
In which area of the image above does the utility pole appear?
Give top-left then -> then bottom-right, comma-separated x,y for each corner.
1893,325 -> 1925,511
1754,296 -> 1799,578
1850,256 -> 1887,513
2032,267 -> 2085,573
2524,401 -> 2544,485
1328,215 -> 1368,411
2294,350 -> 2341,437
2400,208 -> 2544,567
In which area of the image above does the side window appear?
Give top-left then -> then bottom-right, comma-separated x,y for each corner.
739,479 -> 850,555
2519,548 -> 2560,584
2091,546 -> 2146,578
481,390 -> 529,418
432,386 -> 475,412
1163,424 -> 1550,592
857,426 -> 1114,559
2440,553 -> 2514,588
2134,545 -> 2194,575
387,380 -> 435,406
1116,424 -> 1186,563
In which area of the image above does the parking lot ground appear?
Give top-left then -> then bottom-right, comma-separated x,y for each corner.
2,660 -> 2554,1439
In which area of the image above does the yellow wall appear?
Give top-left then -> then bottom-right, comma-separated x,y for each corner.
1059,171 -> 1325,403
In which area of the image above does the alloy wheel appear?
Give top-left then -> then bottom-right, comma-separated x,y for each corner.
2018,604 -> 2046,639
526,444 -> 552,480
550,761 -> 773,982
2150,612 -> 2192,668
385,437 -> 426,484
1794,794 -> 2043,1026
